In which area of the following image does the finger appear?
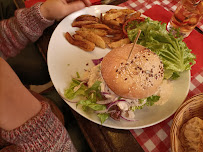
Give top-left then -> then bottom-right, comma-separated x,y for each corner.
65,1 -> 86,15
66,0 -> 91,6
81,0 -> 92,6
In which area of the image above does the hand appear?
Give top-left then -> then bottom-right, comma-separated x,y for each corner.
40,0 -> 91,20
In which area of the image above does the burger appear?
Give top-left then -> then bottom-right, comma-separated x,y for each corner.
65,43 -> 172,122
98,43 -> 165,120
101,43 -> 164,100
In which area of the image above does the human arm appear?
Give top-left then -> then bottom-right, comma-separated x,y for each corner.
0,0 -> 91,59
0,57 -> 76,151
0,57 -> 42,131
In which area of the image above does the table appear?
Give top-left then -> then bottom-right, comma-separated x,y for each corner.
24,0 -> 203,151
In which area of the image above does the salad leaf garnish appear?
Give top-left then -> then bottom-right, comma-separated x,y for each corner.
127,18 -> 196,79
77,100 -> 106,111
131,95 -> 160,111
146,95 -> 160,106
64,78 -> 87,99
85,81 -> 103,102
65,80 -> 107,123
97,113 -> 109,124
76,72 -> 80,78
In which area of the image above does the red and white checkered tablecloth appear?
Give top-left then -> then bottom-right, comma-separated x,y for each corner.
118,0 -> 203,31
118,1 -> 203,152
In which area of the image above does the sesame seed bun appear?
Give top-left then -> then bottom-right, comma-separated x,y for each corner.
101,43 -> 164,99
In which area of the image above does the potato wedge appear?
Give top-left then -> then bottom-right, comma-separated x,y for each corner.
102,36 -> 112,45
126,11 -> 141,20
118,9 -> 135,14
82,23 -> 110,30
110,33 -> 126,41
106,9 -> 118,13
75,14 -> 100,22
103,19 -> 121,27
72,34 -> 84,41
108,38 -> 130,49
73,34 -> 95,51
107,28 -> 123,35
65,32 -> 95,51
76,30 -> 106,49
80,27 -> 107,36
72,21 -> 98,27
104,11 -> 123,20
65,32 -> 74,44
106,9 -> 135,14
115,14 -> 126,24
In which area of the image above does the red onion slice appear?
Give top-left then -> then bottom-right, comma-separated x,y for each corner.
121,112 -> 138,122
107,99 -> 126,109
92,58 -> 103,65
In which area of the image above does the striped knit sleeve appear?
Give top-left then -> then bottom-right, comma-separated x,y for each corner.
0,2 -> 54,59
0,101 -> 76,152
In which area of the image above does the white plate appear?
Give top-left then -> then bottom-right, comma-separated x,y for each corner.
47,5 -> 190,129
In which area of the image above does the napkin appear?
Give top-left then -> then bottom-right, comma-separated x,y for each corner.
25,0 -> 45,8
143,5 -> 203,76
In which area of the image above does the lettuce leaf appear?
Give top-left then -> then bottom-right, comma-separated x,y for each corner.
97,113 -> 109,124
76,100 -> 106,111
64,79 -> 87,99
131,95 -> 160,111
64,79 -> 107,123
127,18 -> 196,79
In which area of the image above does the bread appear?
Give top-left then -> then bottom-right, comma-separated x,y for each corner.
101,43 -> 164,99
179,117 -> 203,152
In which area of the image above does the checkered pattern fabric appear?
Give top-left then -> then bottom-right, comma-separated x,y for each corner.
118,1 -> 203,151
119,0 -> 203,31
189,68 -> 203,98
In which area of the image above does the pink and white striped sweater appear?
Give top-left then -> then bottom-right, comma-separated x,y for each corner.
0,3 -> 76,152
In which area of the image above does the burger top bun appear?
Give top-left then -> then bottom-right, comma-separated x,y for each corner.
101,43 -> 164,99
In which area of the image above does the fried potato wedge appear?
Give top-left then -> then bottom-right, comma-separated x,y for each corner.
72,34 -> 83,40
107,28 -> 123,35
82,23 -> 110,30
106,9 -> 135,14
108,38 -> 130,49
73,34 -> 95,51
104,11 -> 123,20
65,32 -> 95,51
75,14 -> 100,22
118,9 -> 135,14
72,21 -> 98,27
102,36 -> 112,45
76,30 -> 106,49
126,11 -> 141,20
110,33 -> 126,41
80,27 -> 107,36
103,19 -> 121,26
115,14 -> 127,24
72,14 -> 100,27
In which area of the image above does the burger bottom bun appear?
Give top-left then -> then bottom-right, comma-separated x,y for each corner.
101,43 -> 164,99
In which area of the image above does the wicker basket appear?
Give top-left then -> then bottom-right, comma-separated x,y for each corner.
170,93 -> 203,152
